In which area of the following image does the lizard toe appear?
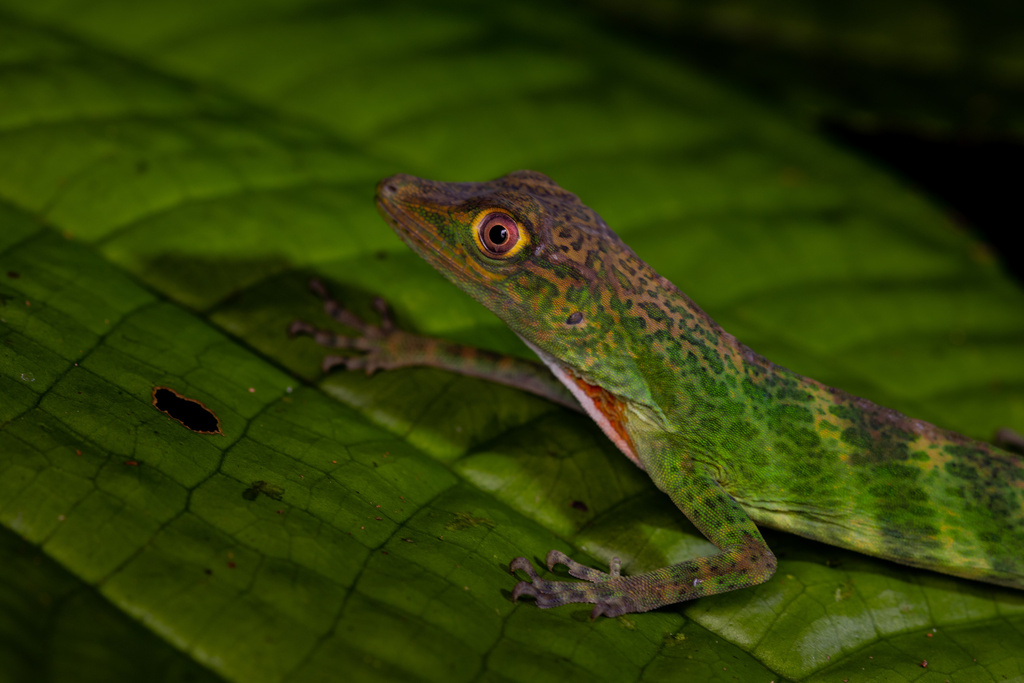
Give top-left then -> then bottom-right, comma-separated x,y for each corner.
546,549 -> 614,583
544,549 -> 573,571
509,556 -> 542,581
287,320 -> 315,338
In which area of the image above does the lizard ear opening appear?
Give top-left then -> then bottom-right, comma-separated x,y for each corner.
474,212 -> 528,259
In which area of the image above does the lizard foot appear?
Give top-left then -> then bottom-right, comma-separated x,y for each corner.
510,550 -> 636,619
289,278 -> 426,374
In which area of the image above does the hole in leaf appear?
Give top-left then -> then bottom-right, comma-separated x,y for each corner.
152,386 -> 223,435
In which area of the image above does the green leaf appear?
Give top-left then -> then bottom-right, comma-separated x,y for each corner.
582,0 -> 1024,137
1,2 -> 1023,683
0,526 -> 222,683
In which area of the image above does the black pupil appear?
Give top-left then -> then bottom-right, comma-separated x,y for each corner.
488,225 -> 508,245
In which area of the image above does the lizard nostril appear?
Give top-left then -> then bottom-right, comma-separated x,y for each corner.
378,176 -> 403,196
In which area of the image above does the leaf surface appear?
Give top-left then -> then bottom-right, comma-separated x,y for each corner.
1,2 -> 1023,682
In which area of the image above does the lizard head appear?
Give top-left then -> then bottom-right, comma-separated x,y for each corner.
376,170 -> 676,401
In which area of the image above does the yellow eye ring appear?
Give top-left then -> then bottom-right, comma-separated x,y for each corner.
473,211 -> 529,259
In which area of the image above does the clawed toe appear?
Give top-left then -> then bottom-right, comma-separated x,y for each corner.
509,556 -> 545,602
322,354 -> 369,373
511,577 -> 541,604
544,549 -> 573,571
509,551 -> 634,617
509,556 -> 542,580
510,555 -> 564,608
292,278 -> 406,375
545,549 -> 618,583
288,320 -> 315,338
371,296 -> 396,332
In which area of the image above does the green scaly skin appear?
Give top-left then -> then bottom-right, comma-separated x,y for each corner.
305,170 -> 1024,618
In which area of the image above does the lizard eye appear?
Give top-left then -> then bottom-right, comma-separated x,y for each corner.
473,209 -> 532,260
475,212 -> 524,259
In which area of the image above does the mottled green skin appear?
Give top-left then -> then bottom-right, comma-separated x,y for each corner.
375,170 -> 1024,616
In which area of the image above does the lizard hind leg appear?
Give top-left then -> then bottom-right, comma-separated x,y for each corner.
508,454 -> 778,618
509,532 -> 777,619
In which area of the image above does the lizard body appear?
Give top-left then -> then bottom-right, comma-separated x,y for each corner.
299,170 -> 1024,618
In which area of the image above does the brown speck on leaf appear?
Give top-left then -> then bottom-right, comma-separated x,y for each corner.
571,500 -> 589,512
6,271 -> 19,278
227,561 -> 236,569
25,300 -> 30,306
242,481 -> 284,501
920,660 -> 928,668
375,516 -> 383,521
445,511 -> 496,531
124,460 -> 138,466
75,449 -> 82,456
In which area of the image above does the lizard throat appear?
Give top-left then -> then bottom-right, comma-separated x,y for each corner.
516,336 -> 642,469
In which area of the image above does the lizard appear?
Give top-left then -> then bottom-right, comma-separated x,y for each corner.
290,170 -> 1024,618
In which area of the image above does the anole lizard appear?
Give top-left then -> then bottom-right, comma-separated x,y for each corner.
292,170 -> 1024,618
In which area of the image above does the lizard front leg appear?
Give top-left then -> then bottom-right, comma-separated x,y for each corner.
290,278 -> 579,410
510,450 -> 777,617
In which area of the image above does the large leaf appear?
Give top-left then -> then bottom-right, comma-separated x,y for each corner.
583,0 -> 1024,138
1,2 -> 1023,682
